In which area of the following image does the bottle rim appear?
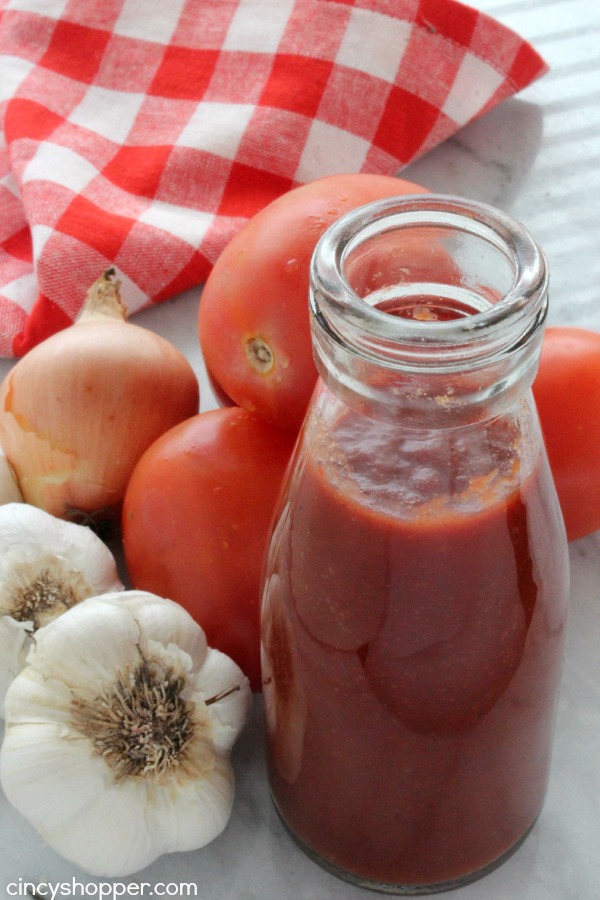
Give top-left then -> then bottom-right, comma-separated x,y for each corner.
310,194 -> 549,370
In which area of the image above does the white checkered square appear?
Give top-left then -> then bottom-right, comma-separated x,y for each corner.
0,272 -> 34,311
5,0 -> 68,15
295,120 -> 370,182
0,56 -> 34,104
138,202 -> 214,249
113,0 -> 187,42
336,8 -> 412,83
177,102 -> 255,158
30,223 -> 54,259
223,0 -> 295,53
68,85 -> 146,143
22,144 -> 98,193
442,53 -> 506,126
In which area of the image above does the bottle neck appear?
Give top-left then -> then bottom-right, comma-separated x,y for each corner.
310,195 -> 548,427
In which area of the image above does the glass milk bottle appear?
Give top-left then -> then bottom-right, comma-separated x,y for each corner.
261,195 -> 569,894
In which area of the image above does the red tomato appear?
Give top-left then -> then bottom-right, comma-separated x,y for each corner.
122,407 -> 296,690
198,173 -> 428,431
533,326 -> 600,541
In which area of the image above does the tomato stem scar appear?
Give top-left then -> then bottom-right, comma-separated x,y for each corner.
246,337 -> 274,374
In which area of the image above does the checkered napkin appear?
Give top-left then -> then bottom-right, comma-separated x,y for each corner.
0,0 -> 547,357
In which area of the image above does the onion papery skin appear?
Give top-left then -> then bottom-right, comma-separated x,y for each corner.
0,317 -> 199,522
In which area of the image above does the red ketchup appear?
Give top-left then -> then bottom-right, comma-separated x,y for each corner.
262,411 -> 568,888
261,195 -> 569,893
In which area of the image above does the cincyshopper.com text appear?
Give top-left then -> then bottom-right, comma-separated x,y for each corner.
5,878 -> 198,899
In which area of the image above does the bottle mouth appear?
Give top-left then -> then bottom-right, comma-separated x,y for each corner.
310,194 -> 548,371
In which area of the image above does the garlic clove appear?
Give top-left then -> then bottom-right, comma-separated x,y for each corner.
48,780 -> 161,878
110,590 -> 209,668
2,663 -> 75,726
56,781 -> 162,877
149,753 -> 235,855
194,647 -> 254,754
30,598 -> 146,692
0,616 -> 31,717
0,718 -> 108,829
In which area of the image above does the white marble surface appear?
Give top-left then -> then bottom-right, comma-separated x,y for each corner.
1,0 -> 600,897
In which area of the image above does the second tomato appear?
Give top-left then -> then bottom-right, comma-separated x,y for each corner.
122,407 -> 296,690
533,325 -> 600,542
199,173 -> 428,431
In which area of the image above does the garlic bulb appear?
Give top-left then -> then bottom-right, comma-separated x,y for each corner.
0,503 -> 122,715
0,590 -> 252,877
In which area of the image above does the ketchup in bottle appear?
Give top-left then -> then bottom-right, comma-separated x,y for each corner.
261,196 -> 569,894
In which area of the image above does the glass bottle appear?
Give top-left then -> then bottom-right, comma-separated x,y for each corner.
260,195 -> 569,894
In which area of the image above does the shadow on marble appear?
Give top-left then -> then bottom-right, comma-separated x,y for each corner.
400,98 -> 545,210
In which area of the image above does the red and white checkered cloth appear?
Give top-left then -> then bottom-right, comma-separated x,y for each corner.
0,0 -> 546,357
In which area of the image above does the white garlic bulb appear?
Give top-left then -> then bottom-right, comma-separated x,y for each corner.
0,590 -> 252,877
0,503 -> 123,715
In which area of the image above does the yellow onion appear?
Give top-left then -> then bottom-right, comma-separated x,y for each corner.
0,270 -> 199,523
0,451 -> 22,505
